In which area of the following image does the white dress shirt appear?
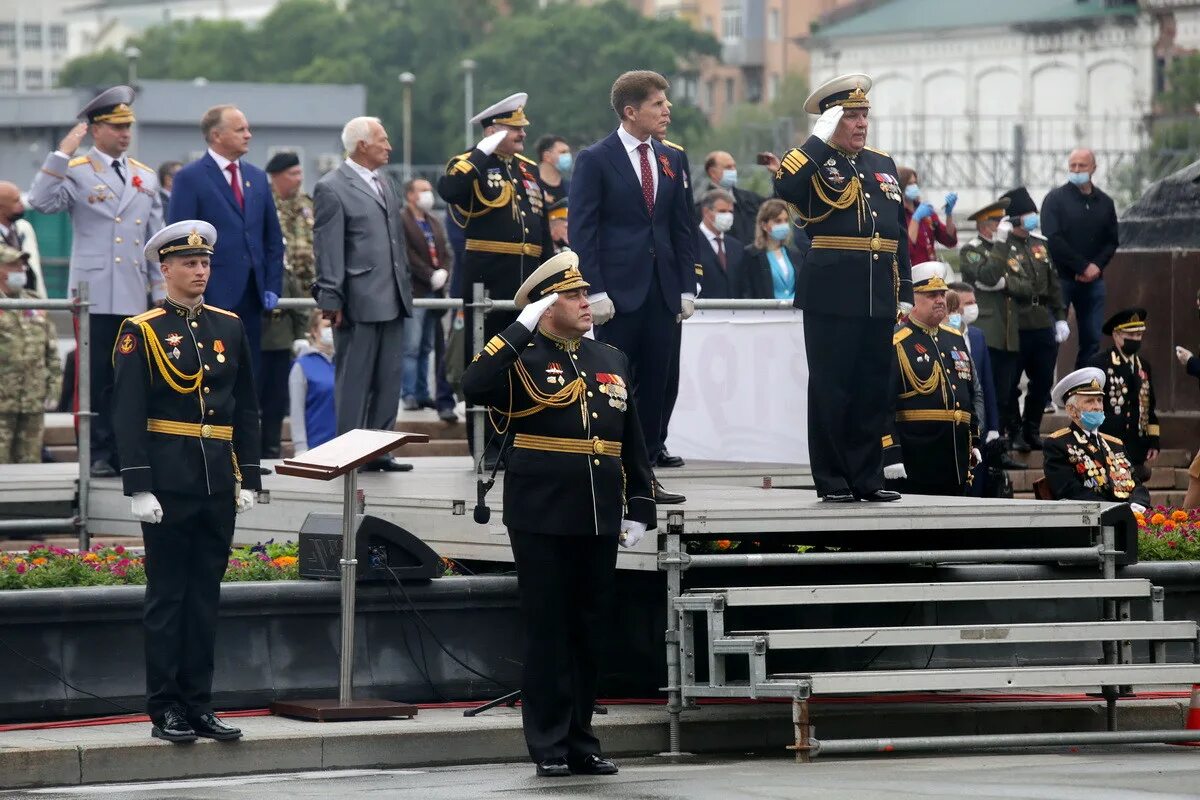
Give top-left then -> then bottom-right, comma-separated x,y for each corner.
616,125 -> 658,201
699,221 -> 723,256
343,157 -> 383,198
208,148 -> 241,186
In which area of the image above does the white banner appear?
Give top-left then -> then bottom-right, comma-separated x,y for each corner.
665,308 -> 809,464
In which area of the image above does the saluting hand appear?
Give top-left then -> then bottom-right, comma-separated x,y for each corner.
517,291 -> 559,332
58,122 -> 88,157
812,105 -> 844,143
994,219 -> 1013,243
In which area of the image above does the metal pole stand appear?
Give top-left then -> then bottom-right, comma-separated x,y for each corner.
659,510 -> 694,759
76,282 -> 91,550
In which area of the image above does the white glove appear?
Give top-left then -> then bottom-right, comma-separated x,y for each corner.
679,294 -> 695,321
292,338 -> 307,356
812,105 -> 844,143
1130,503 -> 1147,514
994,219 -> 1013,243
898,301 -> 913,316
236,489 -> 255,514
131,492 -> 163,524
1176,346 -> 1194,366
985,430 -> 1000,444
588,292 -> 615,326
883,463 -> 907,481
517,291 -> 559,331
476,130 -> 507,156
429,268 -> 448,292
619,519 -> 647,549
975,276 -> 1006,292
970,448 -> 983,468
1054,320 -> 1071,344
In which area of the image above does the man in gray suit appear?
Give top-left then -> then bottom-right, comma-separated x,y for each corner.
28,85 -> 164,477
314,116 -> 413,472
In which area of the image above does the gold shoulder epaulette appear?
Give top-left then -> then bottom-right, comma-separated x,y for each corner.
128,157 -> 151,171
661,139 -> 685,152
863,145 -> 890,157
1101,432 -> 1124,444
939,323 -> 965,337
1047,427 -> 1072,439
514,153 -> 538,166
68,156 -> 91,168
202,304 -> 240,319
447,152 -> 474,176
893,327 -> 913,346
128,307 -> 165,324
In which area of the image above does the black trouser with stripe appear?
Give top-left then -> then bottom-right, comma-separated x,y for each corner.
142,490 -> 235,721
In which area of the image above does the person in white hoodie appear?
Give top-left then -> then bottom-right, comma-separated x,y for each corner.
288,311 -> 336,455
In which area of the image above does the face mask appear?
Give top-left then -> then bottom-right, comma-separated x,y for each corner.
769,222 -> 791,241
5,271 -> 26,291
962,303 -> 979,325
416,190 -> 435,212
1067,171 -> 1090,186
904,184 -> 921,201
1120,339 -> 1142,355
719,168 -> 738,188
1079,410 -> 1105,431
1021,212 -> 1039,231
712,211 -> 734,233
947,313 -> 963,329
318,327 -> 334,347
556,152 -> 573,172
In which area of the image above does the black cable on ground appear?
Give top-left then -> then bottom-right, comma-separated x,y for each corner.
0,637 -> 141,716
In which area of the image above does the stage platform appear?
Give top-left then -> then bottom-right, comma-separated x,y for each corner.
60,457 -> 1114,571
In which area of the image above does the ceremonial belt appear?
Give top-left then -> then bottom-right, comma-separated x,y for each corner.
513,433 -> 622,457
810,234 -> 899,254
466,239 -> 542,258
895,409 -> 972,425
147,419 -> 234,441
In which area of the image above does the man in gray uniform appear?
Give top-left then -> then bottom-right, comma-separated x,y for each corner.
28,85 -> 163,477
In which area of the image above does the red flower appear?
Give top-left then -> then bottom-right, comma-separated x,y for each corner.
1169,541 -> 1178,549
132,175 -> 143,189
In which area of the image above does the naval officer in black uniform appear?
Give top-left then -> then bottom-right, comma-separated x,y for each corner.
769,73 -> 913,502
112,220 -> 262,744
438,92 -> 554,467
462,251 -> 656,778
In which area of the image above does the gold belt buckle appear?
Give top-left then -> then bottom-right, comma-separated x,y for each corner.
593,439 -> 606,456
200,424 -> 213,438
870,233 -> 882,252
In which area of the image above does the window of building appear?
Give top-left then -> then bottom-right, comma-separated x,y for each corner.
725,77 -> 735,106
721,6 -> 743,43
0,24 -> 14,48
0,69 -> 15,91
768,72 -> 781,102
50,69 -> 61,87
49,25 -> 67,51
768,8 -> 780,40
25,69 -> 44,90
705,80 -> 715,111
23,24 -> 42,49
703,15 -> 713,31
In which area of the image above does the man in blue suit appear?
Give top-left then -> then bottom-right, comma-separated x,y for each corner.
168,104 -> 284,379
570,70 -> 695,504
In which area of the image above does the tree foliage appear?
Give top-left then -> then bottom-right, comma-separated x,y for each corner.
57,0 -> 719,164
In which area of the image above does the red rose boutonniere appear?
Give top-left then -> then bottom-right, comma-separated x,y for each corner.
132,175 -> 143,190
658,154 -> 675,179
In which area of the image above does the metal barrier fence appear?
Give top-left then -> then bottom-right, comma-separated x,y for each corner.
2,283 -> 792,547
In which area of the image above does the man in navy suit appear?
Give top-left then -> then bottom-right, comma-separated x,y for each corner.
695,188 -> 744,300
570,70 -> 695,504
168,105 -> 284,379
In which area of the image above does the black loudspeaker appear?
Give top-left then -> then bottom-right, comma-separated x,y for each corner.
298,513 -> 440,582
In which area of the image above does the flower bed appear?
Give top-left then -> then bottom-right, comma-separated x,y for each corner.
1136,507 -> 1200,560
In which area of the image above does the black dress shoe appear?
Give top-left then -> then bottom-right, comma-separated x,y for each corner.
1024,431 -> 1044,451
821,491 -> 857,503
653,479 -> 686,504
90,460 -> 117,478
419,398 -> 437,410
1011,431 -> 1032,453
656,449 -> 685,468
151,707 -> 197,743
569,754 -> 618,775
999,452 -> 1027,470
360,457 -> 414,473
187,713 -> 242,741
437,407 -> 459,423
858,489 -> 901,502
535,758 -> 571,777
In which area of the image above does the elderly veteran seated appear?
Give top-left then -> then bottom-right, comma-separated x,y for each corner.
1041,367 -> 1150,511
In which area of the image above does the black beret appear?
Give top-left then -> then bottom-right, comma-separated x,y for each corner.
265,151 -> 301,174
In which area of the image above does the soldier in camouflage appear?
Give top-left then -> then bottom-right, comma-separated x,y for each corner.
260,152 -> 314,458
0,244 -> 62,463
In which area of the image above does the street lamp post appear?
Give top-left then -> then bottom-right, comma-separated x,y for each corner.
399,72 -> 415,184
124,46 -> 141,87
461,59 -> 476,150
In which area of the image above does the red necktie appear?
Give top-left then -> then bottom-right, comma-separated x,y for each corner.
226,162 -> 244,210
716,234 -> 727,270
637,143 -> 654,215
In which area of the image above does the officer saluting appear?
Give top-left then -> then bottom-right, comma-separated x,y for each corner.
112,220 -> 262,744
769,73 -> 912,502
462,251 -> 655,778
29,85 -> 164,478
438,92 -> 553,467
883,262 -> 980,496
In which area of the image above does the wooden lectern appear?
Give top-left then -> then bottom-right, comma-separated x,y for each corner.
270,428 -> 428,722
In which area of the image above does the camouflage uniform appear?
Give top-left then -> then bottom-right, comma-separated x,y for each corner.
0,289 -> 62,463
274,189 -> 315,290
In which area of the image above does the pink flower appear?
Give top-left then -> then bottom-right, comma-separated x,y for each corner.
229,558 -> 243,569
114,545 -> 125,555
15,563 -> 26,574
